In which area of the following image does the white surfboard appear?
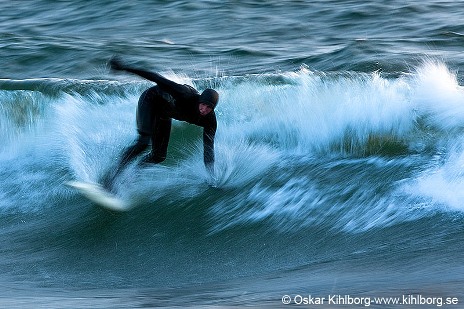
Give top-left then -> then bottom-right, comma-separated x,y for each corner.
66,181 -> 130,212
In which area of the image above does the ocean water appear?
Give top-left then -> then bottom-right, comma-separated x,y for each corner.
1,1 -> 464,308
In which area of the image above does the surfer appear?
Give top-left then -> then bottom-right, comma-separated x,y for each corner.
105,56 -> 219,187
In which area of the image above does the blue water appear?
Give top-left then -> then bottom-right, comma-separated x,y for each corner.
1,1 -> 464,308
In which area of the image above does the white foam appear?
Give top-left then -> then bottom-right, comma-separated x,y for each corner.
412,60 -> 464,131
403,146 -> 464,212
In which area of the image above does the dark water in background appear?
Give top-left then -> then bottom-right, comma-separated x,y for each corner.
1,1 -> 464,308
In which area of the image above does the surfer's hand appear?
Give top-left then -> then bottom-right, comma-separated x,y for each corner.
109,56 -> 126,71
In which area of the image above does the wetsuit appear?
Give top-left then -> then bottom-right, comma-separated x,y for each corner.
107,63 -> 217,186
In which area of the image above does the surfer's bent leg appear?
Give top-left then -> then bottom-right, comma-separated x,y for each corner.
118,86 -> 159,167
102,87 -> 158,189
142,116 -> 172,164
139,86 -> 174,164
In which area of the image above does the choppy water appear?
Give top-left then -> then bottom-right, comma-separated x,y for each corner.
1,1 -> 464,308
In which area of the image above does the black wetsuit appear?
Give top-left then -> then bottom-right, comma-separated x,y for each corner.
107,66 -> 217,185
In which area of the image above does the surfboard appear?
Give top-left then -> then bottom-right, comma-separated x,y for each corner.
66,181 -> 130,212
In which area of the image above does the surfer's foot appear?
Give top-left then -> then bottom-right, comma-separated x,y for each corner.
101,176 -> 113,192
101,169 -> 118,192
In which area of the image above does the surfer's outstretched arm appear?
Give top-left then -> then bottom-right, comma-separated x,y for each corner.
109,56 -> 186,96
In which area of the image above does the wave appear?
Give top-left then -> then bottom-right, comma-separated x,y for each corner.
1,61 -> 464,234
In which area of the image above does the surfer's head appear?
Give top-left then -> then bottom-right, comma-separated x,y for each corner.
199,88 -> 219,116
